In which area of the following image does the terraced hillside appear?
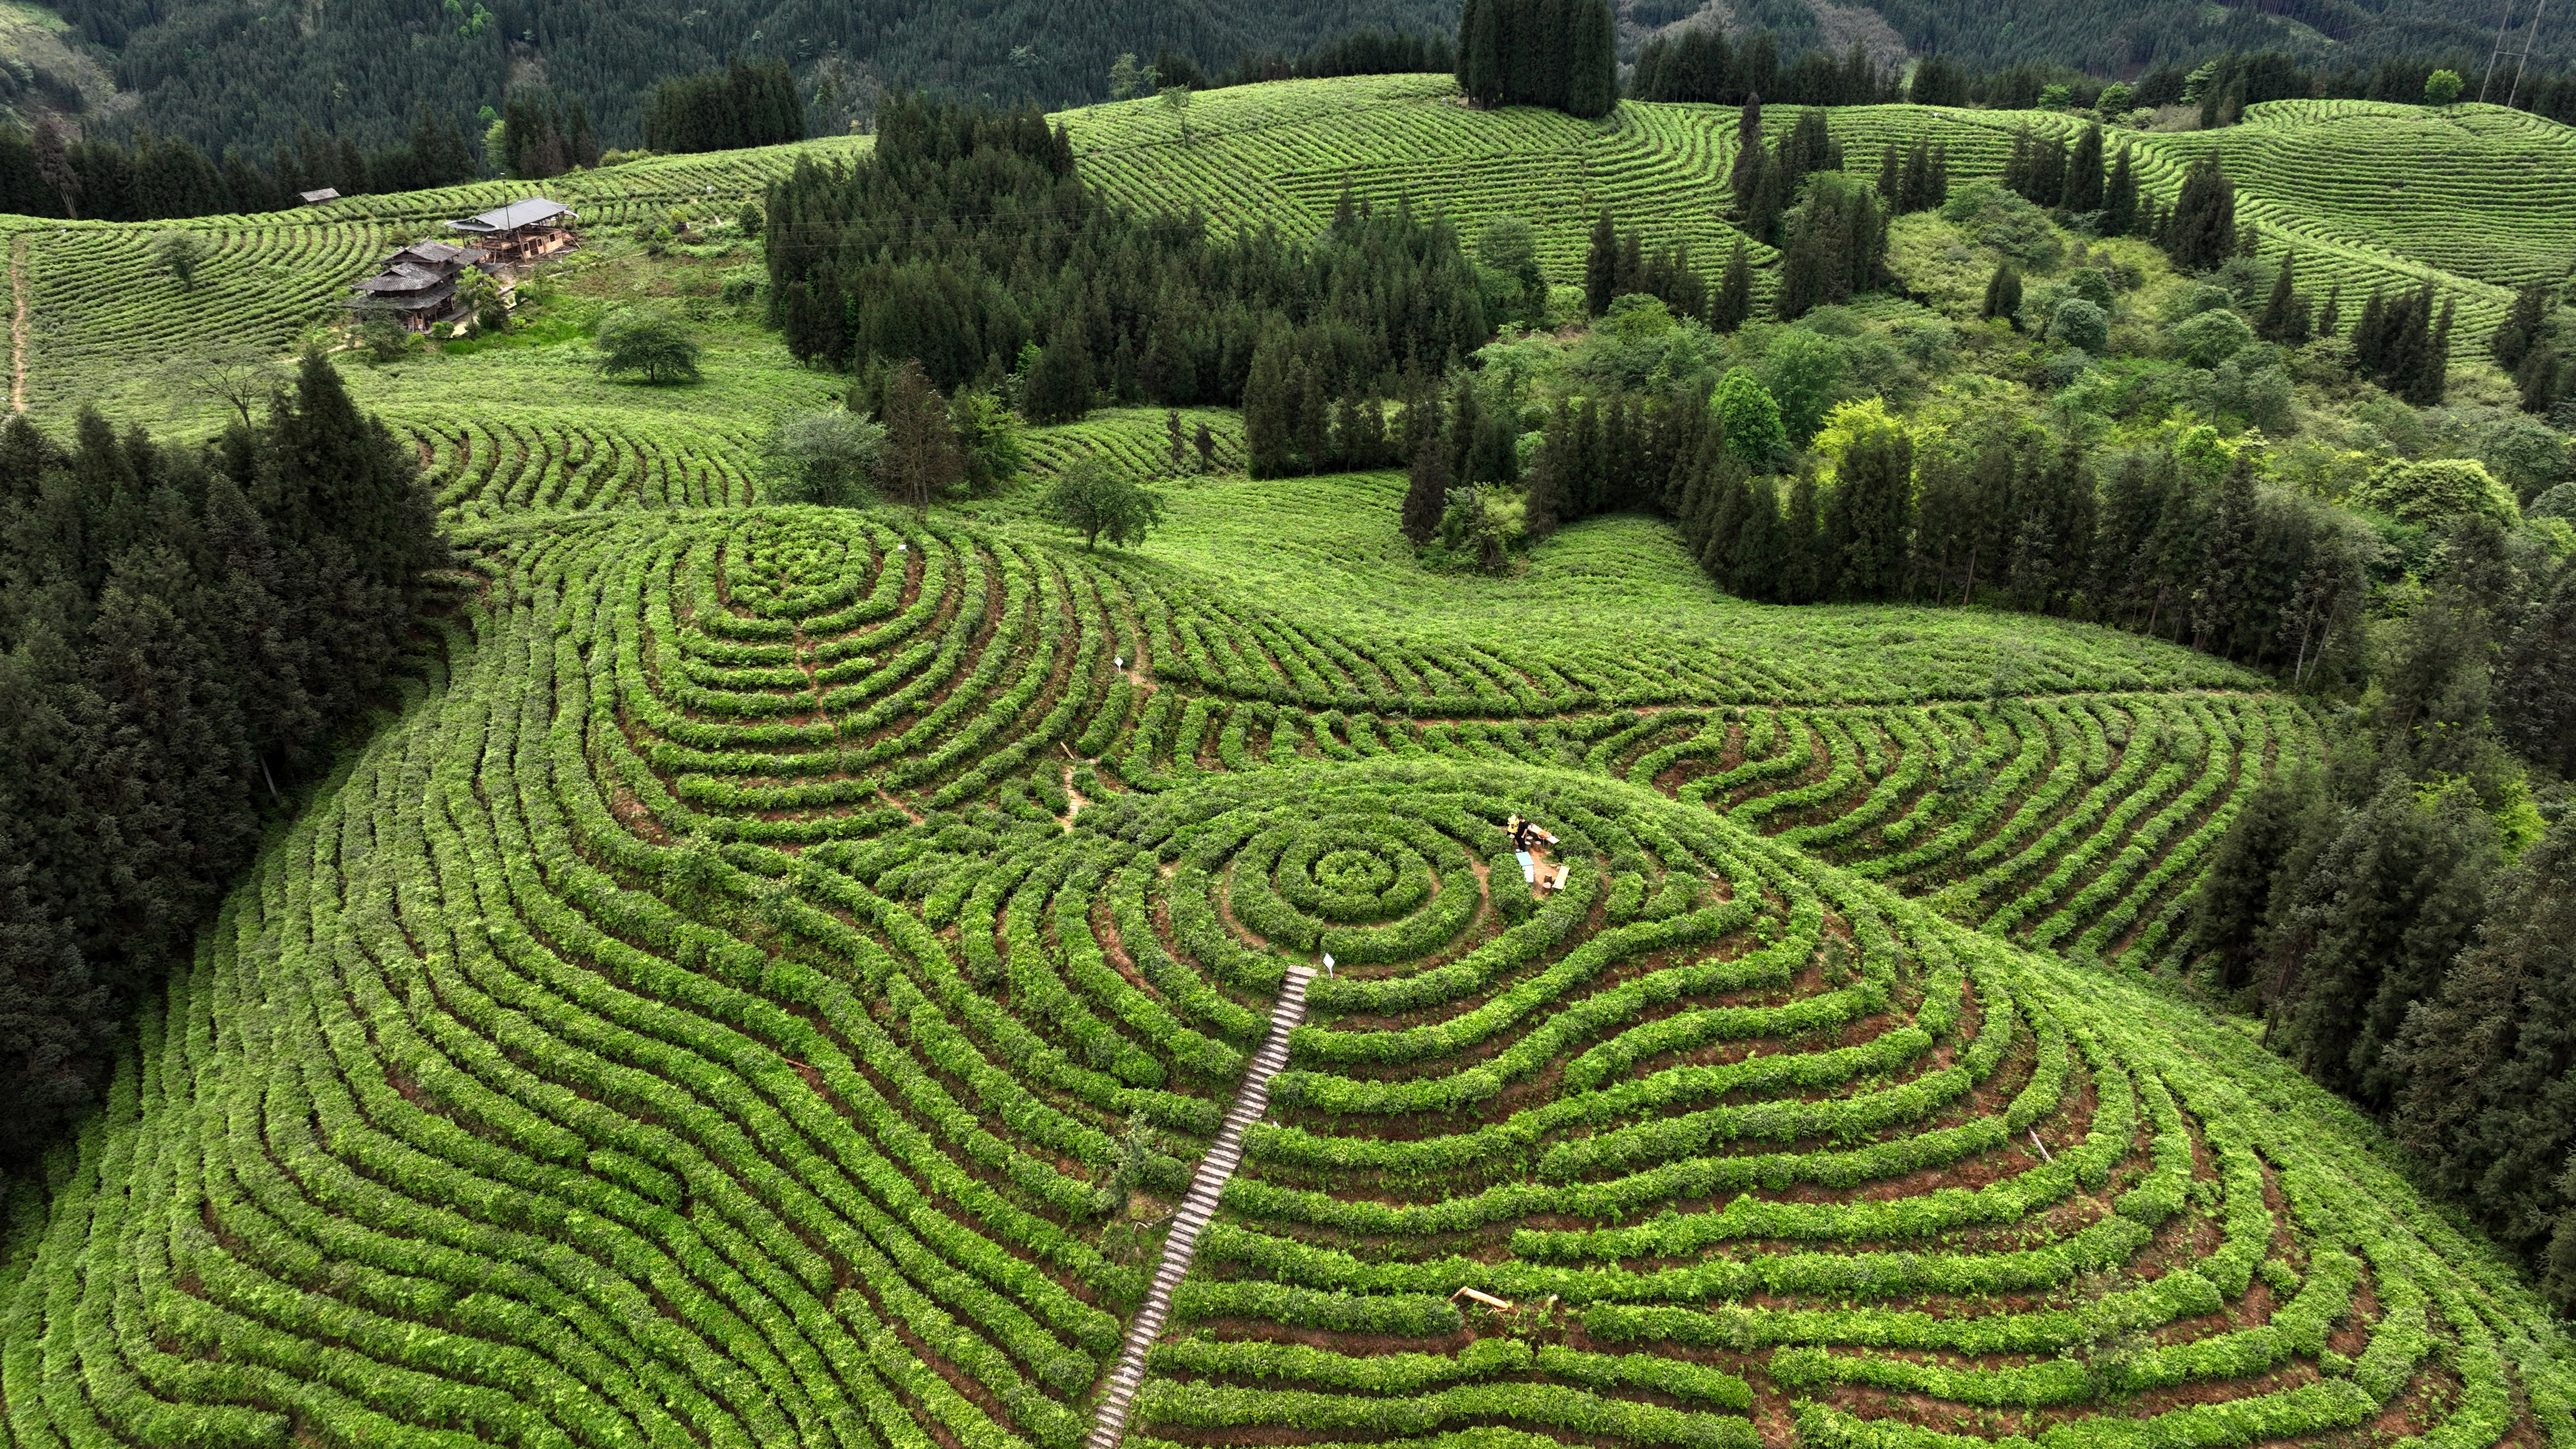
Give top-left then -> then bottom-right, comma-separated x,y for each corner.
18,77 -> 2570,445
1,481 -> 2564,1449
1066,81 -> 2572,354
4,74 -> 2574,1449
0,135 -> 868,418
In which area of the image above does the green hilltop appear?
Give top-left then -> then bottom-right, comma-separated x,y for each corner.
2,72 -> 2572,1449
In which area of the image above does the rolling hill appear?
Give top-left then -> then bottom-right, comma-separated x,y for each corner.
2,72 -> 2573,1449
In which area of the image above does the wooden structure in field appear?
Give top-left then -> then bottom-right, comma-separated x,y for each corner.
444,197 -> 578,263
346,240 -> 490,332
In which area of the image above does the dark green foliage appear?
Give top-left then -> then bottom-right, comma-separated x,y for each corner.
2256,253 -> 2313,344
1045,457 -> 1167,549
644,60 -> 805,154
2388,821 -> 2576,1308
2491,281 -> 2554,374
1585,209 -> 1619,317
1455,0 -> 1617,116
1980,262 -> 2023,324
53,0 -> 1462,165
2101,146 -> 2139,236
2187,767 -> 2313,989
1773,173 -> 1888,320
1585,212 -> 1712,320
0,107 -> 473,222
1827,418 -> 1911,598
2352,283 -> 2449,403
2162,157 -> 2237,271
2064,122 -> 2105,212
501,86 -> 601,180
2002,125 -> 2067,207
2269,775 -> 2500,1111
1714,239 -> 1755,333
1214,30 -> 1454,86
593,311 -> 704,383
1400,394 -> 1452,543
767,94 -> 1487,424
1632,28 -> 1888,103
1881,139 -> 1949,215
0,356 -> 444,1186
2495,564 -> 2576,775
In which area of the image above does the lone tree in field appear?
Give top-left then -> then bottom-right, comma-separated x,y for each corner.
1046,456 -> 1166,550
594,310 -> 703,383
153,231 -> 211,290
162,343 -> 288,428
880,359 -> 965,513
2425,69 -> 2465,105
762,408 -> 885,506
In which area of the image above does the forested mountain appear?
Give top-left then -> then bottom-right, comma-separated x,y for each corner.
36,0 -> 2576,166
43,0 -> 1455,158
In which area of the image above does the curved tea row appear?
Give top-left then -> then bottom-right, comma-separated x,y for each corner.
0,506 -> 2558,1449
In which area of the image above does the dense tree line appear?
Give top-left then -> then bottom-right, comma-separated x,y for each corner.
644,60 -> 807,154
498,86 -> 604,181
2186,514 -> 2576,1304
1453,0 -> 1618,117
765,94 -> 1488,438
0,353 -> 447,1191
1208,29 -> 1456,88
1583,212 -> 1716,322
1631,33 -> 1898,107
1635,35 -> 2576,128
0,109 -> 476,222
43,0 -> 1456,165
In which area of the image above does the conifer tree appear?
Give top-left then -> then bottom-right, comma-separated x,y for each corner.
1400,399 -> 1451,543
1292,358 -> 1330,473
1833,418 -> 1912,600
1564,0 -> 1618,118
2258,253 -> 2301,342
1243,327 -> 1296,477
2387,820 -> 2576,1292
2493,280 -> 2553,373
1728,95 -> 1765,206
1585,208 -> 1619,316
1980,261 -> 2023,325
2102,145 -> 2138,235
2409,297 -> 2454,405
2065,123 -> 2105,212
2167,157 -> 2237,270
1782,469 -> 1824,603
2316,282 -> 2341,340
1714,238 -> 1754,333
2517,342 -> 2564,415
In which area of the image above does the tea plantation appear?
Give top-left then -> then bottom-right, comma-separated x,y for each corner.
3,71 -> 2573,1449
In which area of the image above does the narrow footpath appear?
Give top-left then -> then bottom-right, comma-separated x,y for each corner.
1085,963 -> 1315,1449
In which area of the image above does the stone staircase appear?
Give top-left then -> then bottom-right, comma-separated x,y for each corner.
1084,964 -> 1315,1449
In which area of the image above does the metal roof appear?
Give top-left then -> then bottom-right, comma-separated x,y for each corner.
355,263 -> 447,292
383,241 -> 481,267
446,198 -> 575,233
298,187 -> 341,203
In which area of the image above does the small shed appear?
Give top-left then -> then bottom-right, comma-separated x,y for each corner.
298,187 -> 342,205
444,197 -> 578,264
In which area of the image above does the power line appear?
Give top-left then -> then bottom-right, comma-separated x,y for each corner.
2481,0 -> 2549,104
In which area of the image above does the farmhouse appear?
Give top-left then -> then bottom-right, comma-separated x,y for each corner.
345,240 -> 489,331
444,196 -> 580,263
